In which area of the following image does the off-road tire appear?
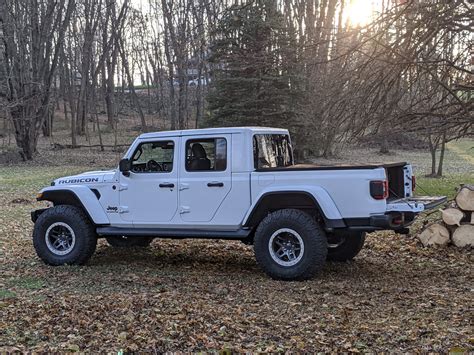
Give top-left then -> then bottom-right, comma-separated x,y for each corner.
254,209 -> 327,280
106,236 -> 153,248
327,231 -> 366,262
33,205 -> 97,265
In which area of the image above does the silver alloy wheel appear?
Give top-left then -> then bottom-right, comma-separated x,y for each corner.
45,222 -> 76,256
268,228 -> 304,267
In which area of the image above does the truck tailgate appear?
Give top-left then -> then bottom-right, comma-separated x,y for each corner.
387,196 -> 447,213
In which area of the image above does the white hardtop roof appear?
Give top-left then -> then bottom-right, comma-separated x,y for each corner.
138,126 -> 288,139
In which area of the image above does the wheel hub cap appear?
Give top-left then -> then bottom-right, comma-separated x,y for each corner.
45,222 -> 76,256
268,228 -> 304,267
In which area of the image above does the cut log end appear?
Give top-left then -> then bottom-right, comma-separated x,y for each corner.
441,208 -> 465,226
417,223 -> 450,247
452,225 -> 474,248
455,186 -> 474,211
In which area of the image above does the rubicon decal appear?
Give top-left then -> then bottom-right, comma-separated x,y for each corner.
57,177 -> 100,184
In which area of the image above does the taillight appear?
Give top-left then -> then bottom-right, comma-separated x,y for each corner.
411,175 -> 416,191
370,180 -> 389,200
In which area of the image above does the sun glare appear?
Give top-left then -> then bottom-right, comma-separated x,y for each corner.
345,0 -> 378,27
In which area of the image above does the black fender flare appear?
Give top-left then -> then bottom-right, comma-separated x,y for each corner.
243,191 -> 346,229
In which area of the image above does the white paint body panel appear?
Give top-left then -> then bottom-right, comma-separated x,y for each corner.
245,167 -> 387,222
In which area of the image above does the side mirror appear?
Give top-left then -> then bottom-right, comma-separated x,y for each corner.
119,158 -> 131,176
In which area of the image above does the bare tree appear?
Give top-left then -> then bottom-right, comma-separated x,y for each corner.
0,0 -> 75,159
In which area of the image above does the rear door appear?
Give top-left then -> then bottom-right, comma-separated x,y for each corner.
179,134 -> 232,222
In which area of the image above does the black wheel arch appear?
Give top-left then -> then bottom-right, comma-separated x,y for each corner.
243,191 -> 346,230
36,190 -> 96,225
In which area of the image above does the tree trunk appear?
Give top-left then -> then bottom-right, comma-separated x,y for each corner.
427,135 -> 438,176
436,133 -> 446,177
119,39 -> 147,131
10,106 -> 39,160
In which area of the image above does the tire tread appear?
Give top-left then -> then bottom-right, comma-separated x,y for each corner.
327,231 -> 365,262
33,205 -> 97,265
254,209 -> 327,280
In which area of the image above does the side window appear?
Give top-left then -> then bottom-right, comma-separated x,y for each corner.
131,140 -> 174,173
253,134 -> 293,169
185,138 -> 227,172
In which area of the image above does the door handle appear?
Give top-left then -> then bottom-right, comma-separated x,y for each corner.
159,183 -> 175,188
207,182 -> 224,187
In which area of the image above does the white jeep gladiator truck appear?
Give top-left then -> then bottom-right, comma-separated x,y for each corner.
32,127 -> 445,280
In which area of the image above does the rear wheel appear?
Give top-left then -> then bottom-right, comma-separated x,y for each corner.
106,236 -> 153,248
327,231 -> 366,261
254,209 -> 327,280
33,205 -> 97,265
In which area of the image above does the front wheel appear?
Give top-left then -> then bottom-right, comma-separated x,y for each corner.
254,209 -> 327,280
106,236 -> 153,248
33,205 -> 97,265
327,231 -> 366,261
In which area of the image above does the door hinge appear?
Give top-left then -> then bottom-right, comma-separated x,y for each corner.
118,206 -> 129,214
179,206 -> 190,214
179,183 -> 190,191
118,184 -> 128,191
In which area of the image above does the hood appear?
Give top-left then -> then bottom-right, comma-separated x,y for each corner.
53,170 -> 117,186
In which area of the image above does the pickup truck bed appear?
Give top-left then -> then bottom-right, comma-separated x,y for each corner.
256,162 -> 407,172
258,162 -> 411,198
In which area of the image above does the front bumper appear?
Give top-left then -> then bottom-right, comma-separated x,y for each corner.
31,208 -> 48,223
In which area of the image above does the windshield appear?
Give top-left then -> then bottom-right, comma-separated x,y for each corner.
253,134 -> 294,169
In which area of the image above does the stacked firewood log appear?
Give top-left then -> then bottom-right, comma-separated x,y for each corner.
418,185 -> 474,247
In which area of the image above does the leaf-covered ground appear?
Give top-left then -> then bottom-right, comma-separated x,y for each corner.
1,137 -> 473,352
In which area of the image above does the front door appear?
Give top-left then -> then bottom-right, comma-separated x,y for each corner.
179,135 -> 232,222
120,138 -> 178,225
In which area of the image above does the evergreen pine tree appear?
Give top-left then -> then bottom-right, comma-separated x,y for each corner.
206,0 -> 299,128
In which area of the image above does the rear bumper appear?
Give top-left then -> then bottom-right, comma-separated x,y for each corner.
345,211 -> 416,232
343,196 -> 447,233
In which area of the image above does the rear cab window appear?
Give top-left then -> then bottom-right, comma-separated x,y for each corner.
253,134 -> 294,169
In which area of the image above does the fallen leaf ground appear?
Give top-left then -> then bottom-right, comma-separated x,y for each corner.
1,137 -> 473,352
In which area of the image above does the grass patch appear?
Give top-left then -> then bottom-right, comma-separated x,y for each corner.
0,289 -> 17,300
9,277 -> 46,290
447,139 -> 474,165
415,138 -> 472,197
416,174 -> 474,198
0,166 -> 90,190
